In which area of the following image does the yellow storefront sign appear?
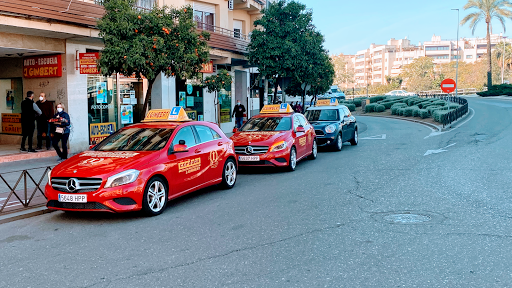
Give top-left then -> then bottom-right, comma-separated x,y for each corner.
1,113 -> 22,135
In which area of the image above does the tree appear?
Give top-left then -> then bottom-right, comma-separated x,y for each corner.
401,57 -> 441,92
461,0 -> 512,89
98,0 -> 210,119
202,69 -> 233,125
494,41 -> 512,81
249,0 -> 329,104
332,54 -> 354,88
437,56 -> 504,90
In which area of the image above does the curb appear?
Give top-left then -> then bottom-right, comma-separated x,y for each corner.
0,206 -> 53,225
357,114 -> 442,132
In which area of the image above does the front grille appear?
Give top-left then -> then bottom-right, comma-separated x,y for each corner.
315,130 -> 325,136
51,177 -> 103,193
235,146 -> 269,155
47,200 -> 110,210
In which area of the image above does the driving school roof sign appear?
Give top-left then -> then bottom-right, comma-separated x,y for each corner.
260,103 -> 294,114
143,107 -> 191,122
316,98 -> 339,106
23,55 -> 63,78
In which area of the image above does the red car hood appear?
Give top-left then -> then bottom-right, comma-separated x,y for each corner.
230,131 -> 290,146
52,151 -> 160,179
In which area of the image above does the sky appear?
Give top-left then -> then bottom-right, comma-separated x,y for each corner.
297,0 -> 512,55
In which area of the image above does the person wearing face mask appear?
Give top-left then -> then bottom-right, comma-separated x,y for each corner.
232,100 -> 246,129
36,92 -> 54,150
51,103 -> 71,161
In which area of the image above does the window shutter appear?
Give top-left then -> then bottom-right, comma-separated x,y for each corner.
194,2 -> 216,14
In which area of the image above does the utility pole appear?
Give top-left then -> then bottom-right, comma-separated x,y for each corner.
452,8 -> 460,97
502,34 -> 506,84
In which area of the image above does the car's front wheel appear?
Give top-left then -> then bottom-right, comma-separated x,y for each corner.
308,139 -> 317,160
334,133 -> 343,151
142,176 -> 168,216
288,147 -> 297,171
350,129 -> 358,146
220,158 -> 237,189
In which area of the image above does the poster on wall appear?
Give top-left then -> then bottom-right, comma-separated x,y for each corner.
179,92 -> 186,108
187,96 -> 194,107
186,110 -> 197,121
6,90 -> 14,110
121,105 -> 133,124
1,113 -> 22,134
96,82 -> 107,104
79,53 -> 100,74
89,122 -> 116,145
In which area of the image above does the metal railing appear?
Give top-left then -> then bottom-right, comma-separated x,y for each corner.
196,22 -> 250,41
418,94 -> 469,127
0,166 -> 53,213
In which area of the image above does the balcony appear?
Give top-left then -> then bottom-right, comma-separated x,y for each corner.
0,0 -> 105,27
196,23 -> 249,55
232,0 -> 265,14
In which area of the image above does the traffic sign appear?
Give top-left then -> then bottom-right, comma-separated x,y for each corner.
441,78 -> 456,94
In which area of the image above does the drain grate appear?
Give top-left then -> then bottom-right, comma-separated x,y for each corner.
372,211 -> 445,224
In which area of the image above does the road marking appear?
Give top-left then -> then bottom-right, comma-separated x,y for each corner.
424,143 -> 456,156
360,134 -> 386,140
424,108 -> 475,139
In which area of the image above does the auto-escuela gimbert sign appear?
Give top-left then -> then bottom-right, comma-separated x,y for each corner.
23,55 -> 63,78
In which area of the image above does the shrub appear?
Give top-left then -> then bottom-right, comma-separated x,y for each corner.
354,98 -> 368,107
365,103 -> 377,113
374,104 -> 385,112
381,101 -> 398,109
419,109 -> 429,119
391,103 -> 407,115
432,109 -> 453,123
413,107 -> 421,117
345,103 -> 356,112
404,105 -> 418,117
405,97 -> 420,106
398,108 -> 407,116
427,105 -> 442,114
369,95 -> 386,103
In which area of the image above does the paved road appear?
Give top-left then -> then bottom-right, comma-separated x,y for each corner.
1,97 -> 512,287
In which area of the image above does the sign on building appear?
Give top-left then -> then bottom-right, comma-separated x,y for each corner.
200,61 -> 214,73
23,55 -> 63,78
79,53 -> 100,74
228,0 -> 234,10
89,122 -> 116,145
1,113 -> 22,134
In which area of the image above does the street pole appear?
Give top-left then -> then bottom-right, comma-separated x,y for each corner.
502,34 -> 506,84
452,8 -> 459,97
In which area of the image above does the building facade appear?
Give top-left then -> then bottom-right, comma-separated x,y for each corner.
0,0 -> 265,154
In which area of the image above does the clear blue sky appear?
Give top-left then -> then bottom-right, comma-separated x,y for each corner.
297,0 -> 512,55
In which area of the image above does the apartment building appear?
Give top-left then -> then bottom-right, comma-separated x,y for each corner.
0,0 -> 265,154
351,34 -> 512,89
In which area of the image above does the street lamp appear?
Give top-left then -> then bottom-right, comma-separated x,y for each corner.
452,8 -> 459,97
502,34 -> 506,84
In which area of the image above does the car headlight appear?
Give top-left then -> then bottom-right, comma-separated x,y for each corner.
104,169 -> 140,188
270,141 -> 287,152
325,124 -> 336,134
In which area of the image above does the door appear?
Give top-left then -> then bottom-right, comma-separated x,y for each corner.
293,115 -> 307,158
233,20 -> 243,38
192,125 -> 225,184
341,107 -> 354,141
298,114 -> 314,155
167,126 -> 202,197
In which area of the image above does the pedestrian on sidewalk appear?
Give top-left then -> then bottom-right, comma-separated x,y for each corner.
232,100 -> 246,129
36,92 -> 54,150
51,103 -> 71,161
21,91 -> 42,152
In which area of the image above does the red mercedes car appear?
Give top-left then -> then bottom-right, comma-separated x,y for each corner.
230,104 -> 317,171
45,108 -> 238,216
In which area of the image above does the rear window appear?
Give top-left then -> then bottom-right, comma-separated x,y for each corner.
241,117 -> 292,131
304,109 -> 339,121
96,128 -> 174,151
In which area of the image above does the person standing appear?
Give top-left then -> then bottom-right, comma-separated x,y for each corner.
36,92 -> 54,150
51,103 -> 71,160
21,91 -> 42,152
232,100 -> 246,129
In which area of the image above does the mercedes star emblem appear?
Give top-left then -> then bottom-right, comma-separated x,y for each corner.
245,146 -> 254,155
67,178 -> 78,192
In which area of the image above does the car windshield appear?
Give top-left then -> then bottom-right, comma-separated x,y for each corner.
95,128 -> 174,151
241,117 -> 291,131
305,109 -> 339,121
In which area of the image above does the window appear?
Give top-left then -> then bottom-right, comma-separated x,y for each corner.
304,109 -> 339,121
241,117 -> 292,132
210,128 -> 221,139
426,46 -> 450,51
194,125 -> 214,143
466,55 -> 473,59
452,55 -> 461,59
342,107 -> 351,117
171,126 -> 197,147
297,115 -> 308,127
134,0 -> 155,10
96,128 -> 173,151
356,54 -> 365,59
293,116 -> 301,130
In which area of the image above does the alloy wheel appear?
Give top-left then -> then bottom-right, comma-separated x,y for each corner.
147,181 -> 166,213
225,161 -> 237,186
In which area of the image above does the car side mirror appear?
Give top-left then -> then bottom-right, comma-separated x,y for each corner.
296,126 -> 306,133
171,140 -> 188,153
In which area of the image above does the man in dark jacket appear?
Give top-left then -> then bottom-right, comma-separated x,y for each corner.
21,91 -> 42,152
36,92 -> 54,150
232,100 -> 246,129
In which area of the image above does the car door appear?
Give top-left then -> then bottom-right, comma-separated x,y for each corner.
340,108 -> 351,142
167,125 -> 202,197
192,125 -> 225,185
342,107 -> 355,141
297,114 -> 314,154
293,115 -> 307,158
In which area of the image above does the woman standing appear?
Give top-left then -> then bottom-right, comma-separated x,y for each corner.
51,103 -> 71,160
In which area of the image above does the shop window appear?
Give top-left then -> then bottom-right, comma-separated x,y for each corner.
219,88 -> 232,123
176,79 -> 204,121
87,75 -> 118,145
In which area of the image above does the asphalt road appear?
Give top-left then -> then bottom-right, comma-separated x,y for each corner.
1,96 -> 512,287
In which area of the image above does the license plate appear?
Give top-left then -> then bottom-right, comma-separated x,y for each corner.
239,156 -> 260,161
58,194 -> 87,203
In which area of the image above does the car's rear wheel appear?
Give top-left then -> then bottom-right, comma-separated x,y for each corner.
142,177 -> 168,216
334,133 -> 343,151
308,139 -> 317,160
288,147 -> 297,171
350,129 -> 358,145
220,158 -> 237,189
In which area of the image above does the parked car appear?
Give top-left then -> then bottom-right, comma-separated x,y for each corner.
46,107 -> 238,216
385,90 -> 417,96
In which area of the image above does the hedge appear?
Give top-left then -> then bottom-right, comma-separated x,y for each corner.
345,103 -> 356,112
419,109 -> 429,119
391,103 -> 407,115
403,105 -> 419,117
426,105 -> 442,114
365,103 -> 377,113
353,98 -> 368,107
398,108 -> 407,116
369,95 -> 387,103
374,104 -> 385,112
432,109 -> 454,123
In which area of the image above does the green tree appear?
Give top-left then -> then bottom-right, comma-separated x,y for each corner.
332,53 -> 354,88
461,0 -> 512,89
249,0 -> 331,104
401,57 -> 440,92
98,0 -> 210,118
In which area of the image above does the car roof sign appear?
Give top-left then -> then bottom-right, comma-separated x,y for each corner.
142,107 -> 191,122
316,98 -> 338,107
260,103 -> 294,114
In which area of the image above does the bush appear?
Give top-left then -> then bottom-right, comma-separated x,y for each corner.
365,103 -> 377,113
403,105 -> 418,117
427,105 -> 442,115
369,95 -> 386,103
353,98 -> 368,107
478,83 -> 512,96
432,109 -> 454,123
345,103 -> 356,112
405,97 -> 420,106
413,107 -> 421,117
374,104 -> 385,112
398,108 -> 407,116
391,103 -> 407,115
419,109 -> 429,119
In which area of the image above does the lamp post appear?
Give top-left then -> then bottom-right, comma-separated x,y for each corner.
452,8 -> 459,97
502,34 -> 506,84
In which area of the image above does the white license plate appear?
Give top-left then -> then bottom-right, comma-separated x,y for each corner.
239,156 -> 260,161
58,194 -> 87,203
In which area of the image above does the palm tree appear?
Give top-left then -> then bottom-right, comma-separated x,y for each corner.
461,0 -> 512,88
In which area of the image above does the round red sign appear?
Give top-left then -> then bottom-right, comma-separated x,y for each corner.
441,78 -> 456,94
